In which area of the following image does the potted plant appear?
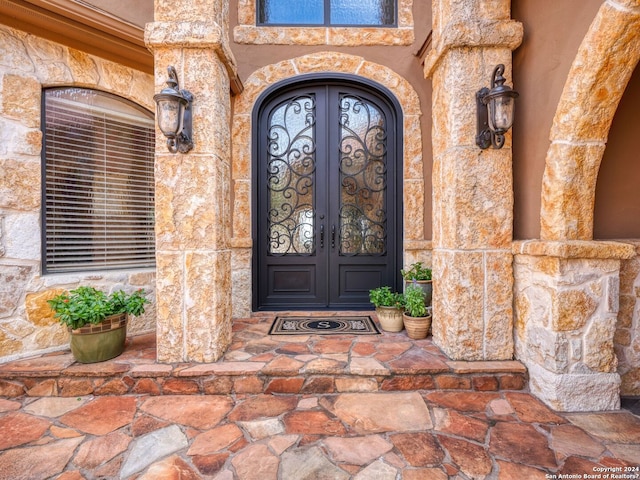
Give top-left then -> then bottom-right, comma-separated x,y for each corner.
369,286 -> 405,332
48,286 -> 148,363
402,283 -> 432,339
401,261 -> 432,307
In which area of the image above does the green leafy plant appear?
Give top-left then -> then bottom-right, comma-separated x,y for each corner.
369,286 -> 404,308
47,286 -> 149,330
401,262 -> 432,281
404,283 -> 428,318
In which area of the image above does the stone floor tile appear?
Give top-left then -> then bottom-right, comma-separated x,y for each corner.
191,453 -> 230,476
262,355 -> 305,375
138,455 -> 201,480
72,430 -> 130,470
228,394 -> 298,422
238,417 -> 285,439
303,357 -> 347,374
0,437 -> 83,480
0,412 -> 51,450
336,377 -> 379,392
489,421 -> 558,469
558,456 -> 603,476
0,398 -> 21,412
0,352 -> 74,375
437,435 -> 493,479
564,411 -> 640,443
297,397 -> 319,409
121,425 -> 189,478
268,434 -> 299,455
323,435 -> 393,464
276,343 -> 313,355
402,468 -> 448,480
311,338 -> 354,354
351,342 -> 376,356
496,460 -> 548,479
390,432 -> 445,467
505,391 -> 566,424
187,424 -> 244,455
283,410 -> 347,435
375,341 -> 412,356
607,443 -> 640,464
550,424 -> 606,459
58,396 -> 136,435
348,356 -> 389,375
426,391 -> 500,412
488,398 -> 515,416
330,392 -> 432,433
353,459 -> 397,479
56,471 -> 85,480
50,425 -> 83,439
131,414 -> 170,437
433,408 -> 490,443
280,446 -> 350,480
231,444 -> 280,480
140,395 -> 232,429
387,347 -> 449,373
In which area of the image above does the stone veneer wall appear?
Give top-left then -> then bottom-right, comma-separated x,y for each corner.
618,241 -> 640,396
234,0 -> 414,46
229,52 -> 428,318
0,25 -> 156,362
513,240 -> 636,411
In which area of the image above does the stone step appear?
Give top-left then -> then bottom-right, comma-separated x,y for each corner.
0,328 -> 528,397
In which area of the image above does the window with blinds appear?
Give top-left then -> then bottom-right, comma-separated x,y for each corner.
42,88 -> 155,273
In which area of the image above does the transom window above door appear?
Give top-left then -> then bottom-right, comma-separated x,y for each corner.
257,0 -> 396,26
234,0 -> 413,45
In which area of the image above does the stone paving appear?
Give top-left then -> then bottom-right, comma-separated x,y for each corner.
0,314 -> 639,479
0,390 -> 639,479
0,316 -> 527,398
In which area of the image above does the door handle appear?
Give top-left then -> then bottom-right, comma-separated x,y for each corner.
331,225 -> 336,249
319,224 -> 324,248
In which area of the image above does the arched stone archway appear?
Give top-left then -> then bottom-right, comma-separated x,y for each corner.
540,0 -> 640,241
229,52 -> 425,317
514,0 -> 640,411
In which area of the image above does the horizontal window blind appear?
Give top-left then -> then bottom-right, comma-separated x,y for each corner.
43,88 -> 155,273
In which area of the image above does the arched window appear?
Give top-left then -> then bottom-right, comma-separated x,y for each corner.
41,88 -> 155,273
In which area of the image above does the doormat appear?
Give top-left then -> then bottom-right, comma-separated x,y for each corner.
269,316 -> 380,335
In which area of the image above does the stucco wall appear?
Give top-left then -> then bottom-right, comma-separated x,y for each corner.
0,25 -> 156,362
512,0 -> 605,239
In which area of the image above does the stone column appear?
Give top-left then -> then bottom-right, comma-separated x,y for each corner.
513,240 -> 635,411
424,1 -> 523,360
145,0 -> 238,362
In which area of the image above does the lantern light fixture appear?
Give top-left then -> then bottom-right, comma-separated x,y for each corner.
476,64 -> 519,150
154,66 -> 194,153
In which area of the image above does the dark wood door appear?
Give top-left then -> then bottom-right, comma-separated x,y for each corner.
255,82 -> 400,310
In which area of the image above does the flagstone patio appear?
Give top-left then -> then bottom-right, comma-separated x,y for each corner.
0,388 -> 639,479
0,314 -> 639,479
0,314 -> 528,398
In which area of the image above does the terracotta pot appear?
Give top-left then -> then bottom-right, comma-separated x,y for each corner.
69,313 -> 127,363
375,306 -> 404,332
402,312 -> 432,340
404,279 -> 432,306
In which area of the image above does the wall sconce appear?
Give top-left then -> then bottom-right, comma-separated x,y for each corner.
476,64 -> 519,149
154,66 -> 194,153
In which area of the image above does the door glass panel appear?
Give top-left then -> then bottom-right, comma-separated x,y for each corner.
338,94 -> 387,256
267,95 -> 316,255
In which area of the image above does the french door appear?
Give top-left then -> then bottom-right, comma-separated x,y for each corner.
255,80 -> 401,309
